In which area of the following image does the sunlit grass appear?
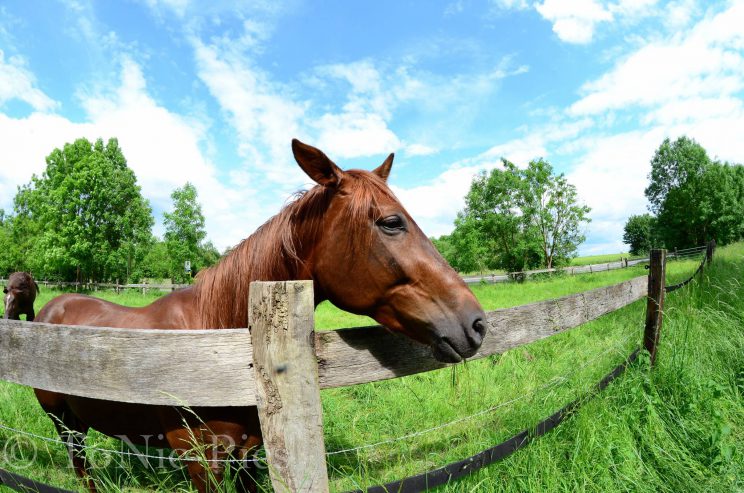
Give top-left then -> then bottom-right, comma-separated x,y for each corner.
0,246 -> 740,492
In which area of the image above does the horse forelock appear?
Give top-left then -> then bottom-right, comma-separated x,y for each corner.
194,170 -> 398,329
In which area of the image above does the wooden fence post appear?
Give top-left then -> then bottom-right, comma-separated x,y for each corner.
249,280 -> 330,493
643,249 -> 666,366
706,239 -> 715,265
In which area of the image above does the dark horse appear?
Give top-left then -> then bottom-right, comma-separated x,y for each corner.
3,272 -> 39,321
34,140 -> 487,492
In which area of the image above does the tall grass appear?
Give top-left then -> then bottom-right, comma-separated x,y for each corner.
0,247 -> 740,492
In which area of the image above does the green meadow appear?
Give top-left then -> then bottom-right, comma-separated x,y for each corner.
0,246 -> 741,492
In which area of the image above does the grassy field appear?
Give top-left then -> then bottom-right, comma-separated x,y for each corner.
456,250 -> 648,277
0,246 -> 741,492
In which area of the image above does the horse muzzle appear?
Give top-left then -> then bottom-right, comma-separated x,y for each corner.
429,312 -> 487,363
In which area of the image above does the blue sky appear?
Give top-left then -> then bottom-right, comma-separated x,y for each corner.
1,1 -> 743,255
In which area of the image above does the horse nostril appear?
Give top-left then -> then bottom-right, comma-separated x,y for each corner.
466,317 -> 487,347
473,318 -> 486,337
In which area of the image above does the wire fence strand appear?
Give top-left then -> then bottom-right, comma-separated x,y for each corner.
326,330 -> 639,456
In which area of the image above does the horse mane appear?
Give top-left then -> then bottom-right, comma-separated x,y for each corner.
193,170 -> 397,329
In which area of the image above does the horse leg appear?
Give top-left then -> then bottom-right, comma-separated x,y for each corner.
164,425 -> 230,493
26,307 -> 35,322
163,423 -> 263,493
34,390 -> 97,492
232,433 -> 262,493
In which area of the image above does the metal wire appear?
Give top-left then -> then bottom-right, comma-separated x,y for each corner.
326,331 -> 639,456
0,423 -> 258,464
2,332 -> 638,461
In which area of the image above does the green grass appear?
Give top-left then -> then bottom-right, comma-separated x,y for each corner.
568,252 -> 631,266
0,247 -> 741,492
455,251 -> 639,277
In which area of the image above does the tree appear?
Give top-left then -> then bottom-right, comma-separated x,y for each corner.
697,162 -> 744,245
447,159 -> 590,273
645,136 -> 711,248
643,136 -> 744,249
13,138 -> 153,282
131,238 -> 171,281
646,136 -> 710,214
163,182 -> 208,283
623,214 -> 655,255
521,159 -> 591,269
198,240 -> 221,269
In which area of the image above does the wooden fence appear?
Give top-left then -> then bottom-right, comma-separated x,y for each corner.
0,244 -> 714,492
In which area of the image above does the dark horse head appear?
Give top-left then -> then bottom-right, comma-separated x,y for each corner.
3,272 -> 39,321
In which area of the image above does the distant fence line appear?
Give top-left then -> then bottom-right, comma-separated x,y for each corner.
0,242 -> 715,493
462,244 -> 708,285
0,279 -> 190,293
0,246 -> 709,292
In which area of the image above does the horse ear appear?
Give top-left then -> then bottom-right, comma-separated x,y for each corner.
373,153 -> 394,182
292,139 -> 343,187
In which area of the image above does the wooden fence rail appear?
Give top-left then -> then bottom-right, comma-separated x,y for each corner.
0,244 -> 716,492
0,275 -> 647,408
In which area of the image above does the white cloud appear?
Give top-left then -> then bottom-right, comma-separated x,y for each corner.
191,37 -> 306,187
0,56 -> 271,251
403,143 -> 439,157
404,2 -> 744,255
534,0 -> 661,44
314,112 -> 401,159
535,0 -> 614,44
0,50 -> 58,112
490,0 -> 531,10
393,164 -> 492,238
664,0 -> 698,29
480,136 -> 549,167
571,3 -> 744,116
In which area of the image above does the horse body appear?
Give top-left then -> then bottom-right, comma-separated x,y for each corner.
33,140 -> 487,492
3,271 -> 39,321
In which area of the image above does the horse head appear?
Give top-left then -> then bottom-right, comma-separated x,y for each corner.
3,272 -> 36,320
293,139 -> 486,363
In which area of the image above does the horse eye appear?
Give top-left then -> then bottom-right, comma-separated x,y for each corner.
378,215 -> 406,234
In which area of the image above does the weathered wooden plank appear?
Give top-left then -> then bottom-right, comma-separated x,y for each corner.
316,275 -> 648,388
250,280 -> 330,493
0,276 -> 649,406
0,320 -> 255,406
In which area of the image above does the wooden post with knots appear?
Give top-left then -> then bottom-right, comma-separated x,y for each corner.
249,280 -> 330,493
643,249 -> 666,367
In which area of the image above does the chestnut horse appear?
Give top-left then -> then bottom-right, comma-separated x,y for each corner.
34,140 -> 487,492
3,271 -> 39,321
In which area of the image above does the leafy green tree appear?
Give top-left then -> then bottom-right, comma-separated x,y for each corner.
643,136 -> 744,249
0,210 -> 14,277
198,240 -> 221,270
13,138 -> 153,282
623,213 -> 655,255
131,238 -> 171,281
448,159 -> 590,273
521,159 -> 591,269
697,162 -> 744,245
645,136 -> 711,248
646,136 -> 710,214
163,182 -> 208,283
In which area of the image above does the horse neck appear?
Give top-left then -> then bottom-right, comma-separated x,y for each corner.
193,207 -> 319,329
